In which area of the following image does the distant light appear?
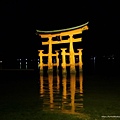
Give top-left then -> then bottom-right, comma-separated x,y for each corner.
20,65 -> 21,69
26,62 -> 27,64
20,59 -> 21,61
26,65 -> 27,69
38,59 -> 39,61
20,62 -> 21,64
26,59 -> 27,61
0,61 -> 2,63
108,57 -> 110,60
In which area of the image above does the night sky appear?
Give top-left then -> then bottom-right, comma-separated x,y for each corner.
0,0 -> 120,58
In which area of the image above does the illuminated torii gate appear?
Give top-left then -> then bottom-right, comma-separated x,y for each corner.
36,22 -> 89,73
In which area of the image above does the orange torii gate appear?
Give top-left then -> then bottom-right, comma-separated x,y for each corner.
36,22 -> 89,74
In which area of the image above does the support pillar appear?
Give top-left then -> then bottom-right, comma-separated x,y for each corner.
77,49 -> 83,72
48,36 -> 53,73
55,50 -> 59,73
38,50 -> 44,74
61,48 -> 67,74
69,35 -> 76,73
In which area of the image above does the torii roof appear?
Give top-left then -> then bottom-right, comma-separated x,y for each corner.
36,22 -> 89,34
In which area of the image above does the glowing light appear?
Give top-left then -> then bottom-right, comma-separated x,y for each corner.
37,22 -> 88,73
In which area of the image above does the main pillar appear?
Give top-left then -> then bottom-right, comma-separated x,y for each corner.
55,50 -> 59,73
69,35 -> 76,73
48,36 -> 53,73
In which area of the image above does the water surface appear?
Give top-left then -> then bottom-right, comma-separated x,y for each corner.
0,69 -> 120,120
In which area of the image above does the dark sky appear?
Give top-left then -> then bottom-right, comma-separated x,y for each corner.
0,0 -> 120,58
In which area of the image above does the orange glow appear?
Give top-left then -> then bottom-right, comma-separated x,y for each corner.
39,73 -> 84,114
77,49 -> 83,72
55,50 -> 59,71
70,74 -> 76,112
48,74 -> 54,109
79,73 -> 83,94
57,74 -> 60,91
61,48 -> 67,74
37,24 -> 88,73
40,75 -> 44,97
63,74 -> 67,99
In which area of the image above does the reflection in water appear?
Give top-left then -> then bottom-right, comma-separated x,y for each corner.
19,61 -> 28,69
48,75 -> 53,109
71,74 -> 76,112
20,62 -> 21,69
26,62 -> 27,69
40,75 -> 44,97
39,73 -> 83,114
80,74 -> 83,95
57,75 -> 60,92
63,75 -> 67,99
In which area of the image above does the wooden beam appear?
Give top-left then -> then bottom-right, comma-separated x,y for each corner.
42,54 -> 48,56
42,38 -> 82,45
39,25 -> 88,38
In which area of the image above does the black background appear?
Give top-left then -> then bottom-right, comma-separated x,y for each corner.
0,0 -> 120,58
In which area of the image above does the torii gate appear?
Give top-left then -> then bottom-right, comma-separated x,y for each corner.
36,22 -> 89,73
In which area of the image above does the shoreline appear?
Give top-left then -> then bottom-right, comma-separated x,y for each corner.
0,69 -> 34,71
